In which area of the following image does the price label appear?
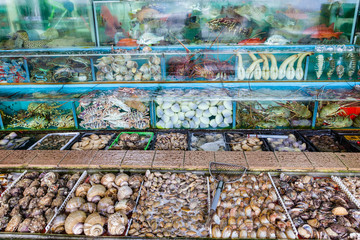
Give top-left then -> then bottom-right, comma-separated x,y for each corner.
344,135 -> 360,141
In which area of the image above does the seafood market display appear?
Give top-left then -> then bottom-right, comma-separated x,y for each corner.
342,177 -> 360,202
0,132 -> 31,150
30,135 -> 75,150
155,132 -> 188,150
4,102 -> 75,130
167,53 -> 235,80
209,173 -> 296,239
276,174 -> 360,239
0,171 -> 80,233
109,133 -> 152,150
77,88 -> 150,129
129,170 -> 209,238
95,54 -> 162,81
71,134 -> 113,150
267,134 -> 308,151
307,135 -> 347,152
155,88 -> 233,129
28,57 -> 92,83
0,58 -> 27,83
190,133 -> 226,151
227,133 -> 264,151
53,172 -> 142,236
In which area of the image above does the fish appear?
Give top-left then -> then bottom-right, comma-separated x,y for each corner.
130,7 -> 161,23
278,7 -> 308,20
101,6 -> 122,38
304,23 -> 343,39
137,33 -> 164,45
116,38 -> 138,47
238,38 -> 266,45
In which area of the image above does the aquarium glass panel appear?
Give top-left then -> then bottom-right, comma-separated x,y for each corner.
0,0 -> 95,49
94,0 -> 358,46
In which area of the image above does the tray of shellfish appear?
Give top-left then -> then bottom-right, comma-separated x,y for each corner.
47,171 -> 144,237
66,132 -> 116,150
154,130 -> 190,150
0,171 -> 82,233
128,170 -> 210,238
28,132 -> 80,150
108,132 -> 154,150
209,173 -> 298,239
271,173 -> 360,239
190,132 -> 229,151
225,131 -> 271,151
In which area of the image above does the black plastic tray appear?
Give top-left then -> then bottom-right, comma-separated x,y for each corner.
189,131 -> 229,151
225,131 -> 271,151
153,130 -> 189,150
297,130 -> 357,152
65,132 -> 117,150
332,130 -> 360,152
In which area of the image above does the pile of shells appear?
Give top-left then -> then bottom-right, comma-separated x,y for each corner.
190,133 -> 226,151
155,88 -> 233,129
71,134 -> 113,150
307,135 -> 346,152
210,173 -> 296,239
155,132 -> 188,150
129,171 -> 209,238
342,177 -> 360,202
52,172 -> 142,236
32,135 -> 74,150
227,133 -> 263,151
276,174 -> 360,239
267,134 -> 307,152
0,132 -> 31,150
0,171 -> 80,233
95,54 -> 161,81
110,133 -> 151,150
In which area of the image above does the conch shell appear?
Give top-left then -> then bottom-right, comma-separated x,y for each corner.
87,184 -> 106,203
51,214 -> 66,233
89,173 -> 102,185
75,183 -> 91,198
80,202 -> 97,213
115,173 -> 129,187
101,173 -> 116,189
65,211 -> 86,235
84,212 -> 106,236
97,197 -> 115,214
114,199 -> 136,214
66,197 -> 86,213
117,186 -> 133,201
108,211 -> 128,235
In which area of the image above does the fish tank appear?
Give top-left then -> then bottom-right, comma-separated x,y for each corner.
231,87 -> 315,129
154,88 -> 233,129
0,101 -> 75,130
93,0 -> 359,47
0,57 -> 28,83
0,0 -> 95,50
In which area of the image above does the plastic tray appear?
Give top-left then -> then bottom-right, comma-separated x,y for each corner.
27,132 -> 80,150
153,130 -> 189,150
333,131 -> 360,152
65,132 -> 116,150
108,132 -> 154,150
298,130 -> 357,152
225,131 -> 271,151
189,131 -> 229,151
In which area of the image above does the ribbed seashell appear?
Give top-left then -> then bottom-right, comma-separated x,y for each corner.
51,214 -> 66,233
162,102 -> 172,109
108,211 -> 128,235
185,111 -> 195,118
212,224 -> 221,238
117,185 -> 133,201
224,100 -> 233,110
65,211 -> 86,235
171,103 -> 180,113
87,184 -> 106,203
101,173 -> 116,189
114,199 -> 136,214
84,212 -> 106,237
97,197 -> 115,214
75,183 -> 91,198
80,202 -> 97,213
215,114 -> 224,125
114,173 -> 129,187
66,197 -> 85,213
222,109 -> 232,118
198,102 -> 209,110
209,106 -> 218,116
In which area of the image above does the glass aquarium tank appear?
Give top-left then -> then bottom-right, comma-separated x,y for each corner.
93,0 -> 358,46
0,57 -> 28,83
0,0 -> 95,49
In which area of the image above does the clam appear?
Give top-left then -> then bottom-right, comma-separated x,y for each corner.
66,197 -> 86,213
97,197 -> 115,214
84,212 -> 106,237
116,185 -> 133,201
87,184 -> 106,203
332,206 -> 348,216
114,199 -> 136,214
101,173 -> 116,189
5,214 -> 22,232
75,183 -> 91,198
108,211 -> 128,235
51,214 -> 66,233
298,224 -> 313,239
212,224 -> 221,238
114,173 -> 129,187
80,202 -> 97,213
65,211 -> 86,235
222,226 -> 232,238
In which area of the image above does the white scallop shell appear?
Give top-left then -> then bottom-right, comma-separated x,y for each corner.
203,110 -> 212,118
189,121 -> 198,128
174,122 -> 181,128
165,121 -> 173,128
200,117 -> 210,125
171,114 -> 179,123
180,101 -> 189,106
209,106 -> 218,116
156,99 -> 163,106
162,115 -> 170,123
178,112 -> 185,121
196,109 -> 203,117
215,115 -> 224,125
219,122 -> 229,128
211,100 -> 219,106
164,108 -> 174,117
200,122 -> 209,128
162,102 -> 172,109
181,105 -> 190,113
189,102 -> 197,110
224,116 -> 233,124
222,109 -> 232,118
156,107 -> 164,117
185,110 -> 195,118
218,105 -> 225,112
210,119 -> 218,128
171,103 -> 181,113
198,102 -> 209,110
193,117 -> 201,125
182,121 -> 190,128
156,120 -> 165,128
224,101 -> 233,110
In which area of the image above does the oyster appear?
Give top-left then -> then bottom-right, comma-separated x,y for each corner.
5,214 -> 22,232
29,215 -> 46,233
18,218 -> 31,233
41,172 -> 58,187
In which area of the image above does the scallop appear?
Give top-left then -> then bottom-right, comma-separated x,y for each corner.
224,100 -> 233,110
222,109 -> 232,118
185,111 -> 195,118
87,185 -> 106,203
83,213 -> 106,237
196,109 -> 203,117
198,102 -> 209,110
209,106 -> 218,115
178,112 -> 185,121
210,119 -> 218,128
181,105 -> 190,112
156,107 -> 164,117
65,211 -> 86,235
215,114 -> 224,125
188,102 -> 197,110
101,173 -> 116,189
164,108 -> 174,117
162,102 -> 172,109
200,117 -> 210,125
171,103 -> 180,112
115,173 -> 129,187
203,110 -> 212,118
108,211 -> 128,235
66,197 -> 86,213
